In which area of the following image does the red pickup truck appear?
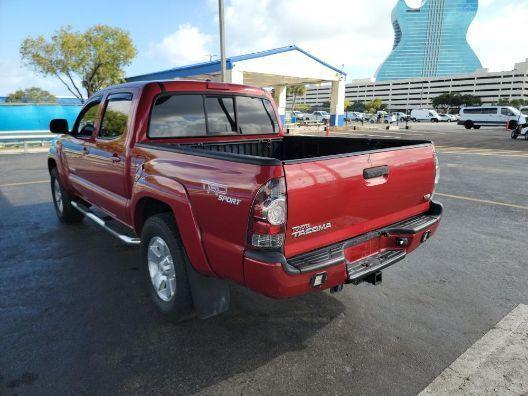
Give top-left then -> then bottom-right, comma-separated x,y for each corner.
48,80 -> 442,320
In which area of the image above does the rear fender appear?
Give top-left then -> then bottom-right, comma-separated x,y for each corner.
131,175 -> 215,276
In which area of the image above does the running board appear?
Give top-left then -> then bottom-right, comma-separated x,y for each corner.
71,201 -> 140,246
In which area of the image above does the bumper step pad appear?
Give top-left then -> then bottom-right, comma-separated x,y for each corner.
346,250 -> 406,285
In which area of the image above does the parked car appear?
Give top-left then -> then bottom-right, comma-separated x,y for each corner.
410,109 -> 440,123
384,113 -> 397,124
291,111 -> 306,121
458,106 -> 527,130
348,112 -> 365,121
304,110 -> 330,122
47,80 -> 442,321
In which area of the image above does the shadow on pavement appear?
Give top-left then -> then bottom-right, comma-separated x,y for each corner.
0,199 -> 345,394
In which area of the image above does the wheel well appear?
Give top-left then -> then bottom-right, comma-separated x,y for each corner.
135,197 -> 173,234
48,158 -> 57,174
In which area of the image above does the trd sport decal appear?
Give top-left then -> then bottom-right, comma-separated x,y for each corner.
201,180 -> 241,206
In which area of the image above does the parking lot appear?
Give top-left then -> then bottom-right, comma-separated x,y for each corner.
1,123 -> 527,394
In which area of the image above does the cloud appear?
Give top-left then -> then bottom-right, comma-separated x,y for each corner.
206,0 -> 525,78
149,23 -> 214,65
468,1 -> 528,72
214,0 -> 396,80
0,59 -> 70,96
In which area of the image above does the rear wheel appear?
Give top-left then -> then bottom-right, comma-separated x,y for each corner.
50,168 -> 84,223
431,118 -> 439,123
464,120 -> 474,130
141,213 -> 194,322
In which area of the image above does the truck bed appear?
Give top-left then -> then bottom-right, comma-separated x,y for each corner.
139,135 -> 432,164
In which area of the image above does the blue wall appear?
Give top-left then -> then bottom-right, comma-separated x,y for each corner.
0,105 -> 81,131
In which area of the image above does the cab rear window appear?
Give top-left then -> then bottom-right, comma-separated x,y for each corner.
148,94 -> 278,138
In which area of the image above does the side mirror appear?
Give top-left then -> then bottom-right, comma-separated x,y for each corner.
50,119 -> 69,134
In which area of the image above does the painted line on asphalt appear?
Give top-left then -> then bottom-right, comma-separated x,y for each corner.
436,192 -> 528,210
438,151 -> 528,158
420,304 -> 528,395
0,180 -> 48,188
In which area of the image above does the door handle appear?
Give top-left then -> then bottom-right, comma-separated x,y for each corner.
363,165 -> 389,179
111,153 -> 121,163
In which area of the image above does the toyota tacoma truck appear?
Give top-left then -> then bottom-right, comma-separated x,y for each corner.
48,80 -> 442,320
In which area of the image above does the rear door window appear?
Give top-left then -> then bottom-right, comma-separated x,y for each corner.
99,93 -> 133,139
150,95 -> 206,138
236,96 -> 277,134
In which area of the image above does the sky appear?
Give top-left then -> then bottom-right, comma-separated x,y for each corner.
0,0 -> 527,96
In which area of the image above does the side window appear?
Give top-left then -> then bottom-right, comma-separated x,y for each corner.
205,96 -> 236,134
74,100 -> 101,137
236,96 -> 277,134
100,93 -> 133,139
501,108 -> 514,116
149,95 -> 206,138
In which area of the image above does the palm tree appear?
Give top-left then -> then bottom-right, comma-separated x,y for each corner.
287,85 -> 307,111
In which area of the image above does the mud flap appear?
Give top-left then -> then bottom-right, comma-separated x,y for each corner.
185,263 -> 230,319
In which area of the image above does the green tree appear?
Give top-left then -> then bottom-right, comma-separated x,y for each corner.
286,85 -> 307,112
6,87 -> 57,103
365,98 -> 385,114
294,103 -> 311,112
432,92 -> 459,110
20,25 -> 136,102
348,101 -> 366,112
460,94 -> 481,107
432,92 -> 481,110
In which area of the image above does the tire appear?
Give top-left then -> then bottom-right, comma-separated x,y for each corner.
141,213 -> 194,322
511,130 -> 518,139
508,121 -> 518,130
464,120 -> 474,130
431,118 -> 439,123
50,168 -> 84,223
411,118 -> 417,122
473,125 -> 481,130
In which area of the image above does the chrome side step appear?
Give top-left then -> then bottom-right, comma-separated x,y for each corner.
71,201 -> 140,246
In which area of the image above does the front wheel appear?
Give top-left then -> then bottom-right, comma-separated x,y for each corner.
50,168 -> 84,223
141,213 -> 194,322
464,120 -> 474,130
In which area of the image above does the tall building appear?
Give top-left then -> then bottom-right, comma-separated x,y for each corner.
376,0 -> 482,81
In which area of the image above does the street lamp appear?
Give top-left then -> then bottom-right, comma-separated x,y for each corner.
218,0 -> 227,82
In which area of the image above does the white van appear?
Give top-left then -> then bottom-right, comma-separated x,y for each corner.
410,109 -> 440,123
458,106 -> 526,130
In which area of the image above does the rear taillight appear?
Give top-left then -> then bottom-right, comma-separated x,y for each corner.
248,178 -> 286,249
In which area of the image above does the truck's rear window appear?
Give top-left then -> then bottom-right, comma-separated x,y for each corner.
148,94 -> 278,138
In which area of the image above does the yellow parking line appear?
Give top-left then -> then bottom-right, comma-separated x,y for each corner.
0,180 -> 48,188
436,192 -> 528,210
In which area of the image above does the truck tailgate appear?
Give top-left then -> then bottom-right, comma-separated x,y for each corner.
283,145 -> 436,258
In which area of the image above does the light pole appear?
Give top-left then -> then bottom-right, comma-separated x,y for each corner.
218,0 -> 227,82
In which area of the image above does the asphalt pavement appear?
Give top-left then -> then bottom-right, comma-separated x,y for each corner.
1,124 -> 527,395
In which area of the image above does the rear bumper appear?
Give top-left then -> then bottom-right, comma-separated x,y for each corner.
243,201 -> 443,299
